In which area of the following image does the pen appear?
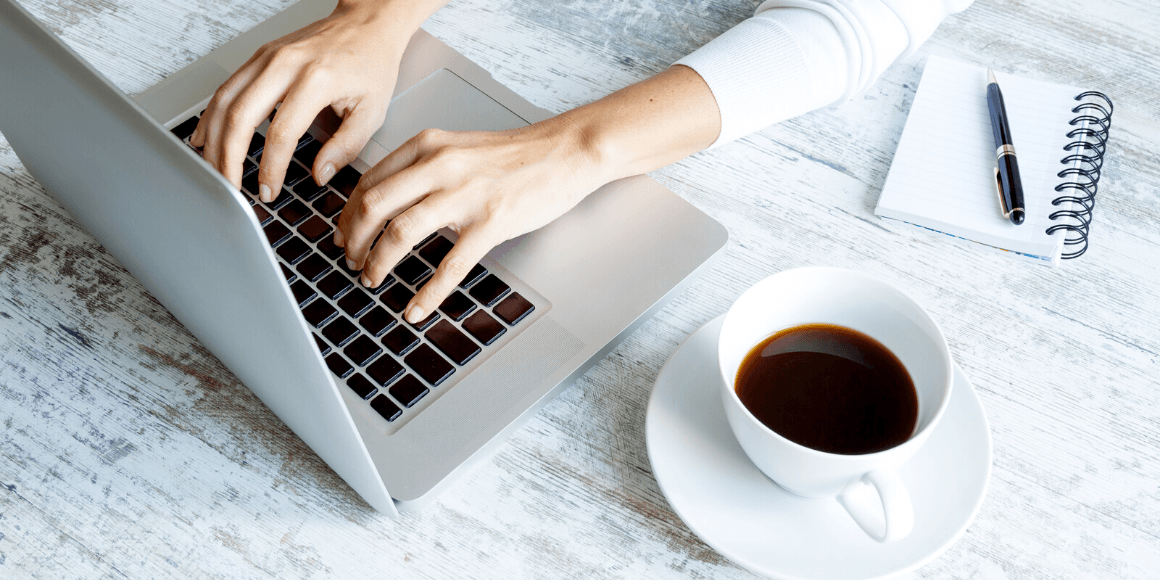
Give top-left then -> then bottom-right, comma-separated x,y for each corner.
986,68 -> 1025,225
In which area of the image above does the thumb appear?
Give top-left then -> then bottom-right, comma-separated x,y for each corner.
314,102 -> 387,186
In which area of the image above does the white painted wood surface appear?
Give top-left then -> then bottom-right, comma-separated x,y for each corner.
2,0 -> 1158,577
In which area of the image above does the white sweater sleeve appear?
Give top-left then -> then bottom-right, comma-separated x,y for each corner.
675,0 -> 974,148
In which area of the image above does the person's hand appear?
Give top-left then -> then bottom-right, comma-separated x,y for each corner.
335,118 -> 608,323
190,0 -> 441,202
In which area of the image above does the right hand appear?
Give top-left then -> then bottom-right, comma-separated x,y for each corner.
190,0 -> 432,202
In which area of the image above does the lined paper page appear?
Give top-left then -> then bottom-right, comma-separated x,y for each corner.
876,56 -> 1083,260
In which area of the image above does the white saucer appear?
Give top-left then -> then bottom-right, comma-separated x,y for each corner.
646,316 -> 992,580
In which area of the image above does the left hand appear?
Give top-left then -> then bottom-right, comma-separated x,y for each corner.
335,117 -> 605,323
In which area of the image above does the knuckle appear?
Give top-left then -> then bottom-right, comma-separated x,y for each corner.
414,128 -> 445,149
269,44 -> 303,65
386,213 -> 419,242
265,123 -> 296,145
439,255 -> 471,281
224,101 -> 249,128
356,189 -> 382,217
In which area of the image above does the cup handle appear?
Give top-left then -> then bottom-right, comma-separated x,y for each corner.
836,469 -> 914,543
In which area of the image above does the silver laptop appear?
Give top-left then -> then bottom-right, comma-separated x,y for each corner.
0,0 -> 726,514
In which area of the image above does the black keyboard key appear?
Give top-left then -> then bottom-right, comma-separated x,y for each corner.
343,335 -> 383,367
171,116 -> 199,140
338,288 -> 374,317
494,292 -> 535,326
439,291 -> 476,322
459,264 -> 488,288
294,139 -> 323,168
278,199 -> 311,226
408,310 -> 440,332
313,334 -> 331,356
252,204 -> 272,226
381,283 -> 414,313
276,236 -> 311,265
242,172 -> 260,197
302,299 -> 338,328
296,254 -> 331,282
293,179 -> 327,202
313,191 -> 345,218
394,256 -> 431,286
382,326 -> 419,356
462,310 -> 506,346
345,373 -> 377,400
264,221 -> 291,247
426,320 -> 481,366
297,216 -> 332,243
294,133 -> 314,151
290,280 -> 316,307
247,133 -> 265,158
360,306 -> 397,337
366,355 -> 404,386
366,275 -> 394,295
370,394 -> 402,422
242,158 -> 257,177
322,316 -> 359,347
330,166 -> 361,198
389,374 -> 429,408
316,234 -> 345,260
325,353 -> 353,379
317,271 -> 354,300
404,344 -> 455,386
283,161 -> 309,187
280,263 -> 296,283
419,235 -> 454,267
468,274 -> 510,306
261,188 -> 293,211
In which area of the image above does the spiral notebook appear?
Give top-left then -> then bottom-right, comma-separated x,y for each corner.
875,56 -> 1113,265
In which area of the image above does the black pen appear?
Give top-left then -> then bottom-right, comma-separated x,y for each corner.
986,69 -> 1025,225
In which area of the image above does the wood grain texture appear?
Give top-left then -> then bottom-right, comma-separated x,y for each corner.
1,0 -> 1158,578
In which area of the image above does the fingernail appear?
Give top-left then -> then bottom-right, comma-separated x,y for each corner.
346,258 -> 358,271
258,183 -> 271,202
405,304 -> 424,323
334,229 -> 345,247
319,163 -> 336,185
361,275 -> 372,288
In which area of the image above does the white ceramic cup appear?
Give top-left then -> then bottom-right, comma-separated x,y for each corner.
718,267 -> 953,543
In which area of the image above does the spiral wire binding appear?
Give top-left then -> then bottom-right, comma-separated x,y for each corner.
1046,91 -> 1113,259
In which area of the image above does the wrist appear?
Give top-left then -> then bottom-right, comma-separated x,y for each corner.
334,0 -> 446,44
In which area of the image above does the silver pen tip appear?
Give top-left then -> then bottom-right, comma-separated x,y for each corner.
988,68 -> 998,85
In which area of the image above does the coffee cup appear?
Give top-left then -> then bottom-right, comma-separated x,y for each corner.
717,267 -> 953,543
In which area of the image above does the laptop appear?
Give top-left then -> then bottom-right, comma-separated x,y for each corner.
0,0 -> 726,514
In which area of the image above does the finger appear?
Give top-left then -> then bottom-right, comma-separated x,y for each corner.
258,75 -> 330,200
312,102 -> 388,186
338,163 -> 435,266
349,128 -> 440,194
358,196 -> 451,290
219,65 -> 301,200
190,47 -> 268,150
403,227 -> 495,323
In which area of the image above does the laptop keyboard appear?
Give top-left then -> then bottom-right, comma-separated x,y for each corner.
173,114 -> 537,426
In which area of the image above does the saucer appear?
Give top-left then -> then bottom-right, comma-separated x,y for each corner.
645,316 -> 992,580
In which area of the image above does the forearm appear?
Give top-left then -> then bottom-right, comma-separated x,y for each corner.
558,65 -> 721,185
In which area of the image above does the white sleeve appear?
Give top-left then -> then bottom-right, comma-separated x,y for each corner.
675,0 -> 974,148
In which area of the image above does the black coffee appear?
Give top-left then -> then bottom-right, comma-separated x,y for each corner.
735,324 -> 917,455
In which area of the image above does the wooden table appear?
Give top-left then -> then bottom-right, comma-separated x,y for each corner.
2,0 -> 1157,577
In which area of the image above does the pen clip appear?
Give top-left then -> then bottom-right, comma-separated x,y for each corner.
994,167 -> 1011,218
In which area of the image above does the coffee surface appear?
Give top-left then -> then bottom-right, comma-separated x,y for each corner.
735,324 -> 917,455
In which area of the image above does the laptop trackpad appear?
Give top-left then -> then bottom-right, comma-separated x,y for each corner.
369,68 -> 530,154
